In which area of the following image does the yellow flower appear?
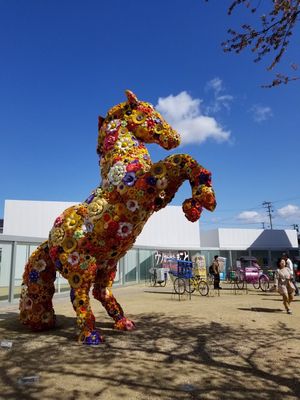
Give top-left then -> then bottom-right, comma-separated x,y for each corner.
87,198 -> 107,221
94,220 -> 104,235
151,162 -> 167,178
50,227 -> 65,245
172,155 -> 182,165
73,293 -> 88,308
63,211 -> 82,230
154,123 -> 163,134
68,272 -> 83,289
62,237 -> 77,253
119,127 -> 128,136
132,110 -> 146,124
115,203 -> 126,214
59,253 -> 69,264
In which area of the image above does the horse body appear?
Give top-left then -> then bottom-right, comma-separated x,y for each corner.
19,90 -> 216,344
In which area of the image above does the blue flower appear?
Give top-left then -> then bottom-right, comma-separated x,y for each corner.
70,288 -> 75,303
84,330 -> 103,345
123,172 -> 137,186
85,193 -> 95,204
146,176 -> 157,186
29,270 -> 39,283
55,260 -> 63,271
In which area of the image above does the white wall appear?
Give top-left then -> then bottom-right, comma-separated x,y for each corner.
3,200 -> 200,250
4,200 -> 75,238
199,229 -> 219,249
201,228 -> 298,250
136,206 -> 200,249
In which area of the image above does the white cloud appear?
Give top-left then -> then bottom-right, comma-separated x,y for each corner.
251,105 -> 273,122
206,77 -> 223,95
156,91 -> 230,146
205,77 -> 234,113
277,204 -> 300,219
237,211 -> 264,223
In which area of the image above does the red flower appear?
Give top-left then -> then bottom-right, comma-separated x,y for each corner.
107,220 -> 119,235
126,162 -> 142,172
49,246 -> 59,259
185,207 -> 201,222
147,119 -> 155,129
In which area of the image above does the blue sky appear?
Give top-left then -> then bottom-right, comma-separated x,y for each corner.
1,0 -> 300,231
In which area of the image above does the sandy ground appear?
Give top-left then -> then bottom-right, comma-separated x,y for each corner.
0,282 -> 300,400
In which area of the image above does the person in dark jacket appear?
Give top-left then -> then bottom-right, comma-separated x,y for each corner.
212,255 -> 222,289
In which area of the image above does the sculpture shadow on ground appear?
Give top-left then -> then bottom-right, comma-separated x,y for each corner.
0,309 -> 300,400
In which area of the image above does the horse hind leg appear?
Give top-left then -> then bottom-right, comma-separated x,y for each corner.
92,267 -> 135,331
19,241 -> 56,331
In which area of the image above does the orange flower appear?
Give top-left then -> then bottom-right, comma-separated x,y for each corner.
135,178 -> 148,190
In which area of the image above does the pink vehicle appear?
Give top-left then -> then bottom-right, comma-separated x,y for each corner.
235,256 -> 270,291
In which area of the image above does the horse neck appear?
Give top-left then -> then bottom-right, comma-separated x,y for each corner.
99,133 -> 152,180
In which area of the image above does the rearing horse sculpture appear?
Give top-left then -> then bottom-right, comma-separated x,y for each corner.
19,90 -> 216,345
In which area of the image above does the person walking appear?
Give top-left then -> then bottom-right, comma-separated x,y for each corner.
274,257 -> 295,314
212,255 -> 222,290
283,253 -> 299,296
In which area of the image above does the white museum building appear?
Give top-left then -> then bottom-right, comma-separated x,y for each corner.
0,199 -> 299,302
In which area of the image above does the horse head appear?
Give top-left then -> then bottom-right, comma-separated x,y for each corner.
97,90 -> 181,155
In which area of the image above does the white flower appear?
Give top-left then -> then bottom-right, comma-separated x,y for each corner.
82,219 -> 94,233
33,259 -> 47,272
68,252 -> 80,266
108,162 -> 126,185
156,177 -> 168,189
117,222 -> 133,238
126,199 -> 139,212
106,119 -> 121,133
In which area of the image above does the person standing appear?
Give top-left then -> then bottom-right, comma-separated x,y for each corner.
274,257 -> 295,314
283,253 -> 299,296
212,255 -> 222,289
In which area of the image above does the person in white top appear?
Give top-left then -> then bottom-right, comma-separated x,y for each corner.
283,253 -> 299,296
274,257 -> 295,314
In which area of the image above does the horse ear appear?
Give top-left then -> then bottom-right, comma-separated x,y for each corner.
98,116 -> 105,130
125,90 -> 139,106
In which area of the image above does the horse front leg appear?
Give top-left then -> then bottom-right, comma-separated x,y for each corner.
93,266 -> 135,331
71,281 -> 104,345
149,154 -> 216,221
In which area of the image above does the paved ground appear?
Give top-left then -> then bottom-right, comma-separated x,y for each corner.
0,283 -> 300,400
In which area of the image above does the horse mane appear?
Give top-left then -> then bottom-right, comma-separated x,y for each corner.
96,100 -> 131,157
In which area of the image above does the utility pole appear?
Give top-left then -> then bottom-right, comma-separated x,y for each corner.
262,201 -> 274,229
291,224 -> 299,232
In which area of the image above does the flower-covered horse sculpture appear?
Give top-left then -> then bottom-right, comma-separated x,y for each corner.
19,90 -> 216,344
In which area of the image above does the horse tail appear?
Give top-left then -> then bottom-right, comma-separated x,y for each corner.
19,241 -> 56,331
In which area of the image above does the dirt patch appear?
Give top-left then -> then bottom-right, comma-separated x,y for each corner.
1,284 -> 300,400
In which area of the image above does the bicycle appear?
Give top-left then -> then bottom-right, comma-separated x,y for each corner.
149,268 -> 167,287
173,275 -> 209,296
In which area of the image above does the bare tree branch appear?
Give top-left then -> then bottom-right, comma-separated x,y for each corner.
205,0 -> 300,87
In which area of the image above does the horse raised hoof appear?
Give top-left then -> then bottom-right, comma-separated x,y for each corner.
78,330 -> 105,345
182,198 -> 203,222
114,317 -> 136,331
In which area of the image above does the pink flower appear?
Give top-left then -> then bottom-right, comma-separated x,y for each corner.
103,132 -> 118,152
